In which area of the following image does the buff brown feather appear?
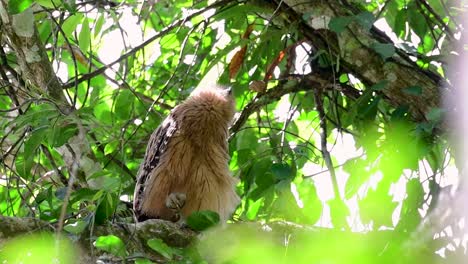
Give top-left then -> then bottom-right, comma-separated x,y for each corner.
133,85 -> 239,222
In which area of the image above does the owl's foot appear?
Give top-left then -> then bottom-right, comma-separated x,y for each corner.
165,192 -> 186,222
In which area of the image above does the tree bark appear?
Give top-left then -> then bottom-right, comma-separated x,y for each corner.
275,0 -> 442,121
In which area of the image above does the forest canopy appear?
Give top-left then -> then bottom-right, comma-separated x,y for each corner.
0,0 -> 466,263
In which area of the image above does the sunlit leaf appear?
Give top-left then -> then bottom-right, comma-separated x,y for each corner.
328,198 -> 349,229
0,233 -> 76,263
8,0 -> 34,14
94,235 -> 126,257
79,17 -> 91,52
147,238 -> 176,259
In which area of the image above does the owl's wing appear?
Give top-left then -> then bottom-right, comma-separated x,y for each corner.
133,113 -> 178,219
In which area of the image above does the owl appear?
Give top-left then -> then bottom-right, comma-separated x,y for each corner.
133,85 -> 240,223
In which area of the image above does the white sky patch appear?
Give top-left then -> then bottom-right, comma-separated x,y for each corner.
183,54 -> 197,65
53,61 -> 69,82
98,9 -> 144,80
375,18 -> 399,43
273,95 -> 300,122
133,118 -> 143,126
294,43 -> 312,75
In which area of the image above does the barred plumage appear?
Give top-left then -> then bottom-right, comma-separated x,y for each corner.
133,85 -> 240,222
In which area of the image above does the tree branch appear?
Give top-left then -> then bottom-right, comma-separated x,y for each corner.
0,2 -> 71,113
277,0 -> 443,121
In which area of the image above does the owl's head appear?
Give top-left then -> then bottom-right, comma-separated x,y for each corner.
188,85 -> 236,123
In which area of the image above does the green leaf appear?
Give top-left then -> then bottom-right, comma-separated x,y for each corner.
394,9 -> 407,38
186,210 -> 220,231
343,158 -> 369,199
252,158 -> 274,189
35,0 -> 61,9
402,85 -> 422,95
235,129 -> 258,150
328,198 -> 349,229
359,183 -> 398,227
24,127 -> 48,158
355,11 -> 375,31
8,0 -> 34,14
48,122 -> 78,147
104,141 -> 119,155
63,0 -> 77,13
408,5 -> 428,39
95,193 -> 118,224
297,180 -> 322,225
371,43 -> 395,60
79,18 -> 91,52
64,219 -> 88,234
15,154 -> 31,179
61,13 -> 83,36
271,163 -> 294,181
88,172 -> 121,191
404,179 -> 425,208
94,235 -> 126,257
370,80 -> 389,91
114,89 -> 134,120
94,14 -> 105,37
339,74 -> 349,83
135,259 -> 154,264
245,197 -> 264,220
329,16 -> 354,33
147,238 -> 175,259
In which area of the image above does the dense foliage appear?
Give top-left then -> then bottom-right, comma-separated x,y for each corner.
0,0 -> 466,263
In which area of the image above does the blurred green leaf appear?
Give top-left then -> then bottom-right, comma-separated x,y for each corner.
187,210 -> 220,231
8,0 -> 33,14
328,198 -> 349,229
271,163 -> 294,181
94,235 -> 126,257
371,43 -> 395,60
94,14 -> 105,37
355,11 -> 375,31
329,16 -> 354,33
344,158 -> 369,199
64,219 -> 88,234
114,90 -> 134,120
394,8 -> 407,38
79,17 -> 91,52
408,4 -> 428,39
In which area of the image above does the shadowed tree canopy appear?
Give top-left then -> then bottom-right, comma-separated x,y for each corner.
0,0 -> 466,263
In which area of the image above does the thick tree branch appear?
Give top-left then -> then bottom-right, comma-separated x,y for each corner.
276,0 -> 443,121
0,216 -> 196,262
0,2 -> 71,113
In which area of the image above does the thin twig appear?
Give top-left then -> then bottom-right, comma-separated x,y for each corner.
62,0 -> 236,89
313,86 -> 340,199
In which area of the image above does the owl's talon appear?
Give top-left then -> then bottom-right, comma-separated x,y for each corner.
166,192 -> 186,210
